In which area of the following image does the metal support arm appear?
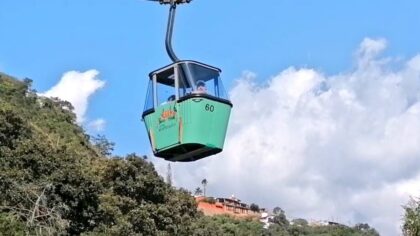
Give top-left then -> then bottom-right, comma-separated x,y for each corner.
165,1 -> 179,62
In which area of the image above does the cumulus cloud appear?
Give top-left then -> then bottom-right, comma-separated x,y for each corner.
153,38 -> 420,235
40,70 -> 105,124
356,38 -> 388,68
88,118 -> 106,132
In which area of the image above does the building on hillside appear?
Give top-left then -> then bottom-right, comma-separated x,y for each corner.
215,197 -> 250,214
260,212 -> 274,229
195,196 -> 262,218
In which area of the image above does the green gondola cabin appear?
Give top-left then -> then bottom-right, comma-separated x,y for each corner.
142,60 -> 232,162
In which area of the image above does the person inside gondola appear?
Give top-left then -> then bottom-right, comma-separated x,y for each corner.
194,80 -> 207,94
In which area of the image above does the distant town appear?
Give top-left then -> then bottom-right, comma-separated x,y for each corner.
194,194 -> 348,229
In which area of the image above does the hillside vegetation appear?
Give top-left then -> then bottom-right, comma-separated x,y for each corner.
0,72 -> 384,235
0,73 -> 198,235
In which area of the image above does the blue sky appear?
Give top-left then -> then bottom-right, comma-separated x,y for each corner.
2,1 -> 420,234
1,0 -> 420,155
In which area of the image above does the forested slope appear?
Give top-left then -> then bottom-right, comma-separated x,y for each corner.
0,73 -> 198,235
0,72 -> 382,235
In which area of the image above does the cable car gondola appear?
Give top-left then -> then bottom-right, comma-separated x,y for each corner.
142,0 -> 232,162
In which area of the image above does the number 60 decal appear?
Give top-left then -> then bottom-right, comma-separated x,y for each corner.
205,104 -> 214,112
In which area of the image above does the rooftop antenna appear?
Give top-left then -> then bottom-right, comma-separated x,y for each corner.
166,163 -> 172,185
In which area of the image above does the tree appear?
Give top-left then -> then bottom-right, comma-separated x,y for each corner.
91,134 -> 115,156
403,197 -> 420,236
271,207 -> 289,228
273,206 -> 283,215
352,223 -> 380,236
0,213 -> 27,235
201,179 -> 207,197
190,215 -> 265,236
194,187 -> 203,196
250,203 -> 260,212
291,218 -> 308,226
0,74 -> 203,235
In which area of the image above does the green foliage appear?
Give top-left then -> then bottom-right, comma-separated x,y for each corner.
272,207 -> 289,228
91,156 -> 200,235
195,187 -> 203,196
250,203 -> 260,212
91,135 -> 115,156
403,197 -> 420,236
268,223 -> 380,236
0,74 -> 199,235
266,206 -> 379,236
0,213 -> 26,236
190,215 -> 265,236
291,218 -> 308,227
273,206 -> 282,215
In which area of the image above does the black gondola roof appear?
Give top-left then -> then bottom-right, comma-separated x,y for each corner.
148,60 -> 222,79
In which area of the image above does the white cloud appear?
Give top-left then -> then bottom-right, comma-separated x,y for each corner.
153,38 -> 420,236
88,118 -> 106,132
40,70 -> 105,124
356,37 -> 388,68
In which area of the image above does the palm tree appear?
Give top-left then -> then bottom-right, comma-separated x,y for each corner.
201,179 -> 208,197
194,187 -> 203,196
